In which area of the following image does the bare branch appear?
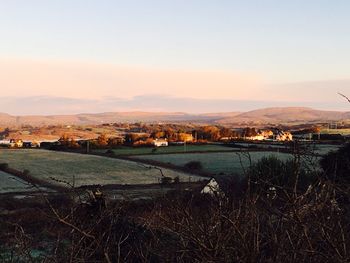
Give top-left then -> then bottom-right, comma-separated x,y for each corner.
338,92 -> 350,103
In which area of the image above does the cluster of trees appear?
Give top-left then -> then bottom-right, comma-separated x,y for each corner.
53,125 -> 288,150
121,124 -> 243,144
196,126 -> 274,141
55,134 -> 124,150
122,125 -> 246,145
241,127 -> 259,138
124,133 -> 151,145
58,134 -> 81,148
0,127 -> 10,140
292,127 -> 321,135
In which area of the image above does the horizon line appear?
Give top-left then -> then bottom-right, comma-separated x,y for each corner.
1,106 -> 349,117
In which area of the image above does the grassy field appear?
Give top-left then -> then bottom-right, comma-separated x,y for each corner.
132,151 -> 320,176
94,143 -> 340,157
321,128 -> 350,135
0,149 -> 200,187
93,144 -> 235,156
310,144 -> 340,155
0,171 -> 38,193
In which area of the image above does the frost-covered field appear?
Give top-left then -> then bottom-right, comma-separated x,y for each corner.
0,149 -> 199,187
93,144 -> 234,156
0,171 -> 37,193
133,151 -> 320,176
312,144 -> 340,155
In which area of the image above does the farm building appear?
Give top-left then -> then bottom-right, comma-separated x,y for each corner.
200,178 -> 224,197
261,130 -> 274,138
153,138 -> 168,147
245,134 -> 265,141
276,131 -> 293,141
177,133 -> 194,142
9,139 -> 23,148
0,140 -> 10,146
243,129 -> 274,141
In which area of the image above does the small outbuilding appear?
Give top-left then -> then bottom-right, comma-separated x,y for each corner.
200,178 -> 224,198
153,138 -> 168,147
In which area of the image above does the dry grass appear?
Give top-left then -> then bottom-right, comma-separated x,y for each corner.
132,151 -> 320,175
0,171 -> 36,193
0,149 -> 200,187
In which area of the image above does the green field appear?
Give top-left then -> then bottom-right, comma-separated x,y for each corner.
0,149 -> 200,187
311,144 -> 340,155
93,144 -> 235,156
321,128 -> 350,135
132,151 -> 320,176
0,171 -> 38,193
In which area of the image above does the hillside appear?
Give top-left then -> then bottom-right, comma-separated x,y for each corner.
0,107 -> 349,126
216,107 -> 350,124
0,112 -> 221,126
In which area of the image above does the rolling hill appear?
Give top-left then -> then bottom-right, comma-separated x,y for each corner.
0,112 -> 224,126
0,107 -> 349,126
216,107 -> 350,124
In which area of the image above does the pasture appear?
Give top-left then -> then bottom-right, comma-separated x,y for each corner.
0,149 -> 199,187
310,144 -> 340,155
321,128 -> 350,135
0,171 -> 38,193
132,151 -> 320,176
93,144 -> 235,156
229,142 -> 340,155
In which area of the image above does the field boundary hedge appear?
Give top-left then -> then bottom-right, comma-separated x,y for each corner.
0,164 -> 67,192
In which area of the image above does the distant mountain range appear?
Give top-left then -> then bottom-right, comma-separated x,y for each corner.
0,107 -> 350,127
215,107 -> 350,124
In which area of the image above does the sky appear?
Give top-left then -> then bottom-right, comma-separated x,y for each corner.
1,0 -> 350,114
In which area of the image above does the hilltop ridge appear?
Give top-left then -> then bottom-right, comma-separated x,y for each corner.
0,107 -> 349,126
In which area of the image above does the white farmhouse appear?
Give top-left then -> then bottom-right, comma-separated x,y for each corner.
0,140 -> 10,146
246,134 -> 265,141
153,138 -> 168,147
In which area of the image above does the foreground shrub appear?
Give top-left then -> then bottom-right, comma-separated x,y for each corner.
247,156 -> 317,195
320,143 -> 350,184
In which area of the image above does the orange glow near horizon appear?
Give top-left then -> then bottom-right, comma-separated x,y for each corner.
0,58 -> 263,100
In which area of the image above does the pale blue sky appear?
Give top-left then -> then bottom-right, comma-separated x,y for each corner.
1,1 -> 350,113
1,0 -> 350,82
